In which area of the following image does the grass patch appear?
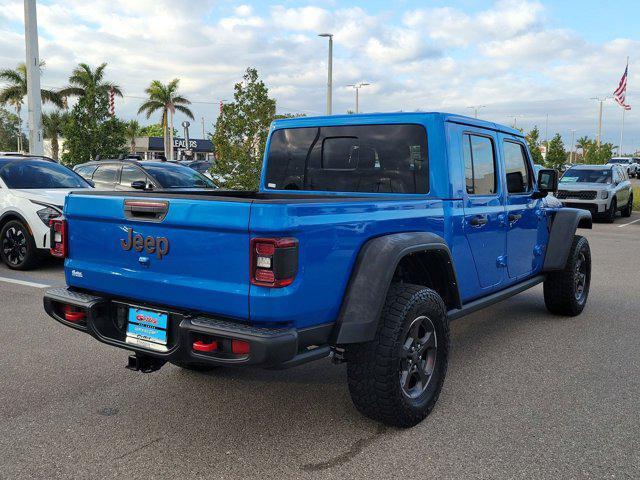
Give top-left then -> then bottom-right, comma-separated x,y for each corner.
634,186 -> 640,211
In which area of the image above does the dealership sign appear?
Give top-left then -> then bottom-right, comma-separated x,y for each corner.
148,137 -> 213,152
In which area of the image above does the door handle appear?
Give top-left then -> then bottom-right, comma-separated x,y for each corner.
508,213 -> 522,223
469,215 -> 488,227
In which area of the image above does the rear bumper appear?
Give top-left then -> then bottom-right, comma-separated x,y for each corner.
43,287 -> 331,368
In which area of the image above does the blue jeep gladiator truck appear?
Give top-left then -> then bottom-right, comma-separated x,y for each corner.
44,112 -> 592,427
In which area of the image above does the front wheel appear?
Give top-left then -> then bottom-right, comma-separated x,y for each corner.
0,220 -> 39,270
345,284 -> 450,428
604,197 -> 617,223
621,194 -> 633,218
543,235 -> 591,316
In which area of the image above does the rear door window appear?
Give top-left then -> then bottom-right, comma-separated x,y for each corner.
503,141 -> 532,194
264,124 -> 428,193
92,164 -> 119,187
120,165 -> 149,187
463,134 -> 497,195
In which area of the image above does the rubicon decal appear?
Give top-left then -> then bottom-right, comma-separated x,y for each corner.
121,227 -> 169,259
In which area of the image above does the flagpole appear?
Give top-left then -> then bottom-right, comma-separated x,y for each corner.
619,107 -> 625,155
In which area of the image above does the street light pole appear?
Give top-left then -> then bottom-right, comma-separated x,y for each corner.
570,129 -> 576,164
467,105 -> 486,118
24,0 -> 44,155
347,83 -> 370,114
318,33 -> 333,115
591,96 -> 610,147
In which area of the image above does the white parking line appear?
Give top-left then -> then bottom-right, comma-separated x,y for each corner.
617,218 -> 640,228
0,276 -> 51,288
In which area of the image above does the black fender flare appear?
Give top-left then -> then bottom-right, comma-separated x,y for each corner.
543,208 -> 592,271
332,232 -> 461,344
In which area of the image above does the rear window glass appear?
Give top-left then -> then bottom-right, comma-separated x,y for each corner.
264,124 -> 428,194
0,160 -> 89,189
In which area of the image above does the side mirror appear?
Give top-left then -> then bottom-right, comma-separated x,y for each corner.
533,169 -> 558,198
130,180 -> 147,190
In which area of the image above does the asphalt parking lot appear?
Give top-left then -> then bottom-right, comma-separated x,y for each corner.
1,214 -> 639,480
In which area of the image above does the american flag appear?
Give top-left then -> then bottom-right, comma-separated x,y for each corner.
613,63 -> 631,110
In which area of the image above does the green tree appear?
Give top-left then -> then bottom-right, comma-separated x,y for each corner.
525,126 -> 544,165
138,79 -> 193,160
583,142 -> 614,165
575,136 -> 591,163
546,133 -> 566,170
60,63 -> 122,115
42,110 -> 69,160
123,119 -> 141,153
139,123 -> 176,137
212,68 -> 276,190
0,62 -> 63,152
0,107 -> 26,151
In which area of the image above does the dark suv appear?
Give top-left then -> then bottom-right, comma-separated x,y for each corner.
74,160 -> 216,190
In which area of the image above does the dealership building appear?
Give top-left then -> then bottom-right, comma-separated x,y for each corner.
132,137 -> 215,161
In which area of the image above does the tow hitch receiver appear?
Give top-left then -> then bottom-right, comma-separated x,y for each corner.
126,354 -> 166,373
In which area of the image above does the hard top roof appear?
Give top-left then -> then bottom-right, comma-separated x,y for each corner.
271,111 -> 524,137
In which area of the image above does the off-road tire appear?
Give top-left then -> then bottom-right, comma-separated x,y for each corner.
543,235 -> 591,316
170,361 -> 220,372
621,194 -> 633,218
0,220 -> 39,270
605,197 -> 617,223
345,284 -> 450,428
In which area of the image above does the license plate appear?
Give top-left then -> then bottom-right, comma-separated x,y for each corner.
125,307 -> 168,351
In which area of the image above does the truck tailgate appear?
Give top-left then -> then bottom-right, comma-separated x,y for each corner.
64,193 -> 251,319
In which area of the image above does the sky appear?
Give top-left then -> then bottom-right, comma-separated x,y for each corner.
0,0 -> 638,152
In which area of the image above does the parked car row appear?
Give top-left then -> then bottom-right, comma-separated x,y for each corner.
0,154 -> 216,270
608,157 -> 639,178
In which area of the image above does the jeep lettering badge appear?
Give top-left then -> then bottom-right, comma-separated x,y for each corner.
121,227 -> 169,260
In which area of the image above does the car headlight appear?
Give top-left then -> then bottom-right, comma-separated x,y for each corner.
36,206 -> 61,226
600,191 -> 609,199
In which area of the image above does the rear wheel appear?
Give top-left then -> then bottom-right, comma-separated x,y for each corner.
621,194 -> 633,217
543,235 -> 591,316
0,220 -> 39,270
345,284 -> 450,428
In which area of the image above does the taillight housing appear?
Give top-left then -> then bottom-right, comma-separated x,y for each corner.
49,218 -> 67,258
250,237 -> 298,288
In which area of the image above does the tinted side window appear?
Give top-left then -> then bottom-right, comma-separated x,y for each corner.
503,141 -> 531,193
92,164 -> 119,184
75,165 -> 98,179
265,124 -> 428,194
120,165 -> 148,186
464,134 -> 497,195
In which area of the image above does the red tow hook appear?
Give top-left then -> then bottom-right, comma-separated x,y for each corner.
193,340 -> 218,352
63,304 -> 86,322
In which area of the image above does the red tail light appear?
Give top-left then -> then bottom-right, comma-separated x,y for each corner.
63,304 -> 85,322
49,218 -> 67,258
250,237 -> 298,288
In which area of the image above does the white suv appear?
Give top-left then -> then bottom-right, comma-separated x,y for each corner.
608,157 -> 638,178
555,164 -> 633,223
0,155 -> 92,269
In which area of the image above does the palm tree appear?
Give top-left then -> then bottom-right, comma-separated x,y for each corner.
60,63 -> 122,117
124,120 -> 141,153
0,62 -> 63,152
42,110 -> 68,160
576,136 -> 592,163
138,79 -> 194,160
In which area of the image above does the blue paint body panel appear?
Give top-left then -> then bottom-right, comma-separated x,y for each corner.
62,112 -> 557,330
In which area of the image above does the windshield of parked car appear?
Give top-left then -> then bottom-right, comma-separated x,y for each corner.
143,163 -> 215,188
0,159 -> 91,189
264,124 -> 429,193
608,158 -> 629,164
560,169 -> 611,184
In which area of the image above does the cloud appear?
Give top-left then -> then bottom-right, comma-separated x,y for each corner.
0,0 -> 637,147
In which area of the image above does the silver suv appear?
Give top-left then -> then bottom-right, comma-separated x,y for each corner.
555,164 -> 633,222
